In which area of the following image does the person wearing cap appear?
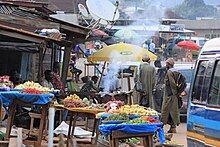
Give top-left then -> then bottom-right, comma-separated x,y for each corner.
134,53 -> 155,108
160,58 -> 180,133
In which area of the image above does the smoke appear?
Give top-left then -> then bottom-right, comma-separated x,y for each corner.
100,1 -> 168,92
117,0 -> 167,45
102,52 -> 122,92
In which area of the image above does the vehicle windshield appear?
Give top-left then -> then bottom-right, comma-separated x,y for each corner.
178,69 -> 193,83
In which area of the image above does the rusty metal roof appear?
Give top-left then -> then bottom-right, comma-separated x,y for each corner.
0,23 -> 61,42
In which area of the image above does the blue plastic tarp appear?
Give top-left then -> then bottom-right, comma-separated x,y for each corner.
0,91 -> 53,107
99,123 -> 165,144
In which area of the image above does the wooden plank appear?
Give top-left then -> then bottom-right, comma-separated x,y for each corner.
38,47 -> 44,82
32,53 -> 36,81
60,24 -> 87,36
0,29 -> 43,43
61,45 -> 72,87
111,130 -> 154,139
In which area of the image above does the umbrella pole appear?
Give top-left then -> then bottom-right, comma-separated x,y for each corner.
98,61 -> 106,88
120,65 -> 123,92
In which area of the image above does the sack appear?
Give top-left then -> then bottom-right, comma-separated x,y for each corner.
135,64 -> 143,92
178,97 -> 183,109
176,72 -> 187,95
135,81 -> 143,92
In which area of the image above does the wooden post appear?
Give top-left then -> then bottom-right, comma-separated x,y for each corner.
98,61 -> 106,88
61,44 -> 72,87
31,54 -> 36,81
38,45 -> 44,83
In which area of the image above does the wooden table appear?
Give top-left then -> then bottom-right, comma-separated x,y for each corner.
5,99 -> 49,147
65,107 -> 105,147
109,130 -> 154,147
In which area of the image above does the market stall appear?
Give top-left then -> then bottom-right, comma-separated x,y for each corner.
54,93 -> 165,147
96,102 -> 165,147
0,81 -> 57,146
53,95 -> 106,147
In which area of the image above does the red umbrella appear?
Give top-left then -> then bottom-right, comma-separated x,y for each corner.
92,29 -> 109,36
177,40 -> 200,50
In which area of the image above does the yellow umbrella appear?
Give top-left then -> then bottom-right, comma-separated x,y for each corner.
87,42 -> 157,62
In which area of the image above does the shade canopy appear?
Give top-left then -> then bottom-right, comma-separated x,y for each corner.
177,40 -> 200,50
114,29 -> 139,39
87,42 -> 157,62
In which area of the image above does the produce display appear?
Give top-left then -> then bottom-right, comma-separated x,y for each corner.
141,116 -> 160,123
63,94 -> 85,108
0,84 -> 11,91
164,140 -> 182,146
106,100 -> 124,113
123,118 -> 150,124
86,103 -> 105,110
20,88 -> 49,94
104,113 -> 129,121
15,81 -> 58,92
112,105 -> 158,116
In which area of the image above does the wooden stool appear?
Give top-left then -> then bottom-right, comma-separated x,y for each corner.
109,130 -> 154,147
29,112 -> 48,136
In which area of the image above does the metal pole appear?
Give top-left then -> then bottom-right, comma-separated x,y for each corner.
48,107 -> 55,147
98,61 -> 106,88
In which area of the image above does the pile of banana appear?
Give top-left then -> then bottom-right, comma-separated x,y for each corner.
119,105 -> 158,116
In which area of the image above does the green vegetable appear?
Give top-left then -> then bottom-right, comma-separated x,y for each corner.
123,118 -> 150,124
104,113 -> 129,121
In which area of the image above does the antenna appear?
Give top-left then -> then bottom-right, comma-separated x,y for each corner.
78,4 -> 89,18
78,0 -> 120,39
86,0 -> 119,21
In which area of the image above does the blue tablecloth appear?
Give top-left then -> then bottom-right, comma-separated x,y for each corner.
0,91 -> 54,107
99,123 -> 165,144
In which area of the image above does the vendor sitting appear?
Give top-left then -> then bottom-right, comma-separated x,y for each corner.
80,76 -> 99,93
40,70 -> 53,89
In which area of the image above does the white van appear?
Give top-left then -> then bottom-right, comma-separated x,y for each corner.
187,38 -> 220,146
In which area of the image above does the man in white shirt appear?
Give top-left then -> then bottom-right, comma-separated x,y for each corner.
41,70 -> 53,89
149,41 -> 155,53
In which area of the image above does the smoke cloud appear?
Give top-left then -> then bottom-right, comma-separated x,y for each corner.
116,0 -> 166,45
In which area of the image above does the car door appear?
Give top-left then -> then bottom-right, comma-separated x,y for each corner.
205,59 -> 220,146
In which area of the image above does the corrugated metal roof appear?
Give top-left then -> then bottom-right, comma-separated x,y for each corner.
0,23 -> 61,42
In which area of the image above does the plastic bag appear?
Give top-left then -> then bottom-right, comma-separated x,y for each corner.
135,81 -> 143,92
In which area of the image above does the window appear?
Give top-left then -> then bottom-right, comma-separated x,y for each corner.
199,40 -> 207,47
211,34 -> 217,39
178,69 -> 193,83
205,34 -> 210,39
208,61 -> 220,106
192,61 -> 214,103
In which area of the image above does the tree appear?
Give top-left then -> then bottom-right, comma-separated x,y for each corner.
174,0 -> 217,20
